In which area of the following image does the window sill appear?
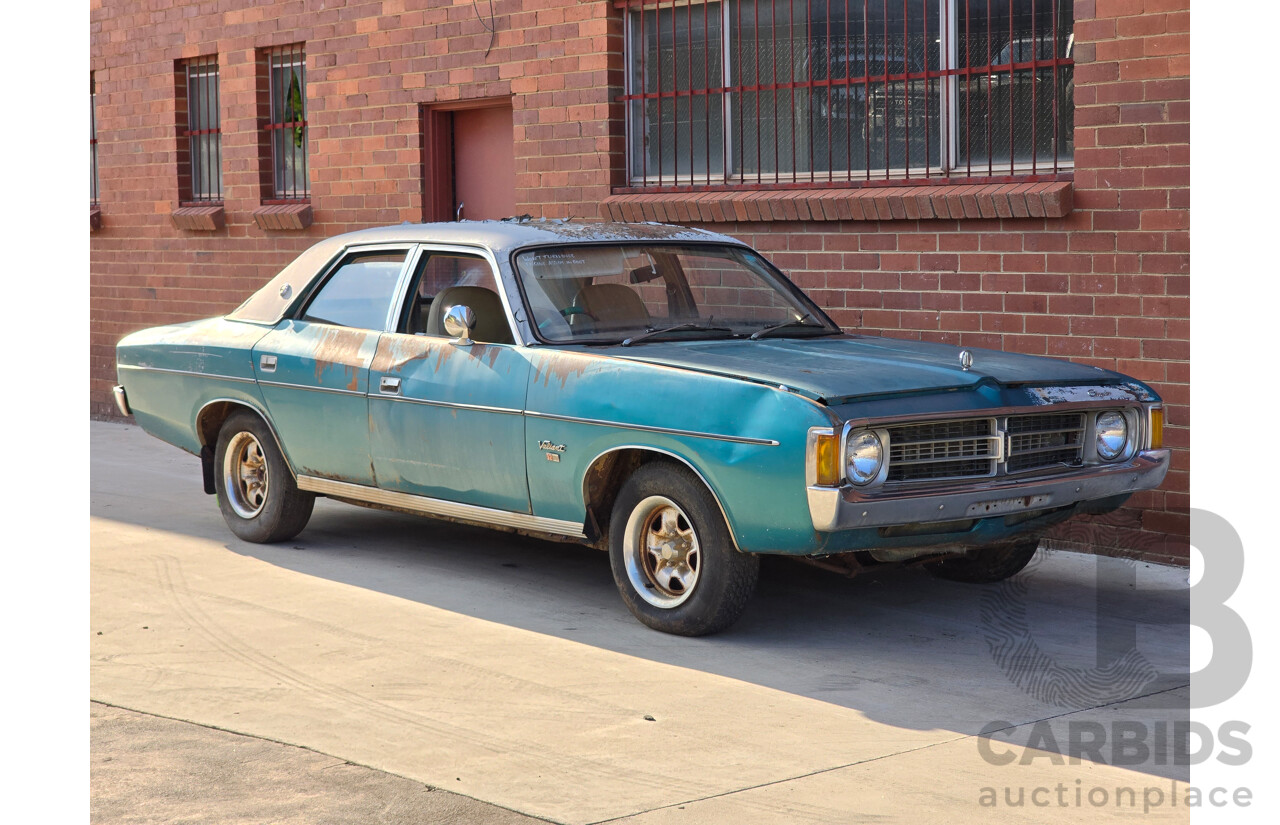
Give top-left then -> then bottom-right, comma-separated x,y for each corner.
90,205 -> 102,232
253,203 -> 313,231
171,204 -> 226,232
601,181 -> 1073,223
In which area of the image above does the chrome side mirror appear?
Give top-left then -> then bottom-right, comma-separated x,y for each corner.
443,304 -> 476,345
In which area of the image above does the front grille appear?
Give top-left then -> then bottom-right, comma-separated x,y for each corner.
885,418 -> 998,483
1005,412 -> 1086,474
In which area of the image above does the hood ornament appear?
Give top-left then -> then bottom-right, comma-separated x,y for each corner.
959,350 -> 973,371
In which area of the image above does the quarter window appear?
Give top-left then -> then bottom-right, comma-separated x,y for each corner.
623,0 -> 1073,188
302,251 -> 408,331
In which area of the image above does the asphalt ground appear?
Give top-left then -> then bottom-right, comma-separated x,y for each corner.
91,420 -> 1190,823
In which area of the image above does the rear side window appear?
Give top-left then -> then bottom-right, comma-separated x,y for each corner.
301,250 -> 408,330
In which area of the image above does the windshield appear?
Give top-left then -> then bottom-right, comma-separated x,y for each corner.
513,243 -> 837,344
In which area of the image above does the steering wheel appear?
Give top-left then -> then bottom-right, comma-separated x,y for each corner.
560,305 -> 597,328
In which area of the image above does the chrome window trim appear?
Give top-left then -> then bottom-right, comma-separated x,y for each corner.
296,475 -> 586,539
524,410 -> 779,446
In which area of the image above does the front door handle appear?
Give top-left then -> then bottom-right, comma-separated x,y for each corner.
259,354 -> 277,373
379,376 -> 402,395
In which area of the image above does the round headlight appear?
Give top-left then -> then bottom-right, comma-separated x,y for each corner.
846,430 -> 884,485
1095,411 -> 1129,461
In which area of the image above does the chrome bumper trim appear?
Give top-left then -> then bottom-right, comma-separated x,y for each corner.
296,475 -> 587,540
112,385 -> 131,416
807,449 -> 1171,531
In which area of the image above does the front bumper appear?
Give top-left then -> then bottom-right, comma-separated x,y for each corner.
807,448 -> 1170,532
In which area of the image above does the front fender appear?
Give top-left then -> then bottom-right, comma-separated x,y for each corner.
522,349 -> 834,554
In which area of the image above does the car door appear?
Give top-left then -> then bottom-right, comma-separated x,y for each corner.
368,247 -> 532,513
253,244 -> 415,484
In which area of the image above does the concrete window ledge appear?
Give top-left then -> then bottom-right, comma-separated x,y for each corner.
90,205 -> 102,232
171,205 -> 226,232
601,181 -> 1073,224
253,203 -> 313,231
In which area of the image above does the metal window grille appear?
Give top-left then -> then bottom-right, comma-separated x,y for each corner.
620,0 -> 1073,191
90,74 -> 99,205
265,44 -> 309,201
180,56 -> 223,203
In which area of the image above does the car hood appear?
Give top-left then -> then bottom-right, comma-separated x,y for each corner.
602,335 -> 1125,404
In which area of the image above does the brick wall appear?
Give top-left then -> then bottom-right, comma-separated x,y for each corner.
91,0 -> 1188,563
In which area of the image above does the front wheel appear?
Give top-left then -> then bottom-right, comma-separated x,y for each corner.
609,461 -> 758,636
213,411 -> 314,543
924,539 -> 1039,584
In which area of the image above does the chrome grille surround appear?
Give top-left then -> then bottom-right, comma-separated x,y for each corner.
883,418 -> 1000,483
846,407 -> 1136,487
1005,412 -> 1086,474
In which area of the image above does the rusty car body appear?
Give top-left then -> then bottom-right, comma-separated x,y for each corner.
115,220 -> 1169,634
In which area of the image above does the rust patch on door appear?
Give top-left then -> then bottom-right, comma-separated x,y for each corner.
310,327 -> 371,387
532,351 -> 592,389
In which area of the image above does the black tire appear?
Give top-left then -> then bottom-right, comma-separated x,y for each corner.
608,461 -> 758,636
213,411 -> 314,543
924,539 -> 1039,584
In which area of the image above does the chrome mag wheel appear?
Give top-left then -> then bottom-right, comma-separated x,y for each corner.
623,495 -> 701,608
223,430 -> 269,519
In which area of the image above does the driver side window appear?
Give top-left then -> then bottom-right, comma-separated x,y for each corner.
398,252 -> 513,345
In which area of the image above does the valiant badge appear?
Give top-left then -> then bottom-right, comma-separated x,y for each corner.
539,440 -> 566,463
959,350 -> 973,371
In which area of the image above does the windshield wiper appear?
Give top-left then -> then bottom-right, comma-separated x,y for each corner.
749,313 -> 829,339
621,322 -> 734,346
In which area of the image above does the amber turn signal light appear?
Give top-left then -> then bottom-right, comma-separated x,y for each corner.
814,431 -> 842,487
1148,407 -> 1164,450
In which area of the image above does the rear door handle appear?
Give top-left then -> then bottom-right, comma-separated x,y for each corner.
259,354 -> 277,373
379,376 -> 402,395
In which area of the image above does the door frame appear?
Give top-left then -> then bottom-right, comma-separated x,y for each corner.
420,96 -> 516,223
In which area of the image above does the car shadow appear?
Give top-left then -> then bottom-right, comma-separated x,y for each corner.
238,499 -> 1190,781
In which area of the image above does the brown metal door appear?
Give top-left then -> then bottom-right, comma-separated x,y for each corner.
452,104 -> 516,221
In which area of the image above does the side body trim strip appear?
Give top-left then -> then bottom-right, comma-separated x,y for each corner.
296,475 -> 587,539
524,410 -> 780,446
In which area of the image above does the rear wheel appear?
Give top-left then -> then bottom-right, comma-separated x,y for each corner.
924,539 -> 1038,583
214,411 -> 314,543
609,461 -> 758,636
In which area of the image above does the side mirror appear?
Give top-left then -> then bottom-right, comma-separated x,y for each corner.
443,304 -> 476,345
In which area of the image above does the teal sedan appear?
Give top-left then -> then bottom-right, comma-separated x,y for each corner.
114,220 -> 1170,635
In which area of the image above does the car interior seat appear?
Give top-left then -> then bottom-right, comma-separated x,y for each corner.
570,283 -> 652,327
423,285 -> 514,344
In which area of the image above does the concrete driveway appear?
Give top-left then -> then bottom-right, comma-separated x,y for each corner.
91,420 -> 1190,823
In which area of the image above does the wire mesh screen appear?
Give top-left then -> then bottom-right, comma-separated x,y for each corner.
622,0 -> 1073,189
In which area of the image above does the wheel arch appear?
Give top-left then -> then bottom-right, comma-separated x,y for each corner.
580,445 -> 743,553
195,398 -> 297,488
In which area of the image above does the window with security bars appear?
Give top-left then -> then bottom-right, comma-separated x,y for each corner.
177,57 -> 222,203
263,45 -> 309,200
622,0 -> 1073,189
90,74 -> 100,205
